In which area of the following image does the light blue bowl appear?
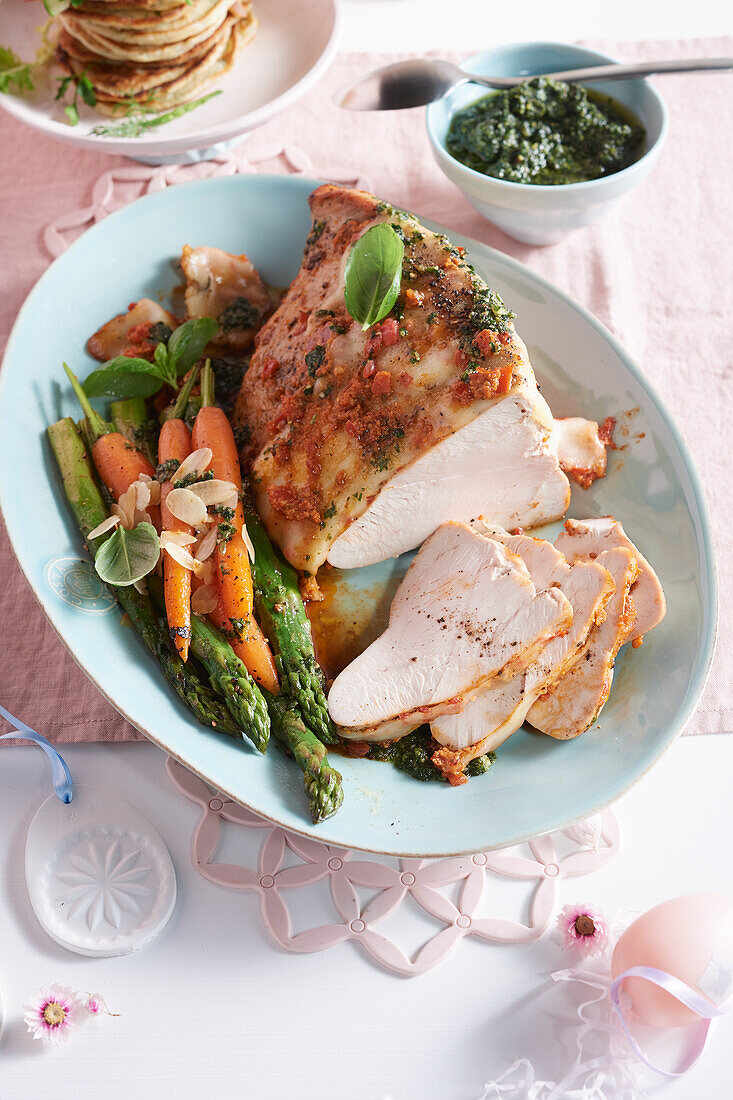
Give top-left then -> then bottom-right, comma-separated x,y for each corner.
427,42 -> 669,245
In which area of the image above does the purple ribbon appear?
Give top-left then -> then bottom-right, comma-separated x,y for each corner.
0,703 -> 73,803
610,964 -> 731,1077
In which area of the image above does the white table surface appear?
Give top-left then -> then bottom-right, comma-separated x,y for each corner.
0,738 -> 731,1099
1,3 -> 732,1098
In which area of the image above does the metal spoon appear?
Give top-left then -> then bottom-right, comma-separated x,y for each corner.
337,57 -> 733,111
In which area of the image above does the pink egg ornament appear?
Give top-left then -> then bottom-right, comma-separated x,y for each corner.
611,894 -> 733,1028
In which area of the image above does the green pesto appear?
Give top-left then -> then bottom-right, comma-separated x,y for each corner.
446,77 -> 645,186
218,296 -> 259,333
210,357 -> 247,418
367,727 -> 496,782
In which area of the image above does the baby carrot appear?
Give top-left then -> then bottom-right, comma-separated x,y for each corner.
192,364 -> 278,693
159,417 -> 193,661
93,435 -> 155,502
156,364 -> 203,661
63,364 -> 160,527
209,599 -> 279,695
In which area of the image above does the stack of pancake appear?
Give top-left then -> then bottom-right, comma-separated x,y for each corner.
54,0 -> 257,115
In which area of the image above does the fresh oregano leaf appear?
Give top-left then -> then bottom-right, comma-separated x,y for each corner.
94,522 -> 160,587
344,223 -> 404,331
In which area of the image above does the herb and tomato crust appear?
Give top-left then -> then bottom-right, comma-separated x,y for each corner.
234,184 -> 522,572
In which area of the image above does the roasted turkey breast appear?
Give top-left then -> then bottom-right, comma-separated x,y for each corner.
235,185 -> 576,572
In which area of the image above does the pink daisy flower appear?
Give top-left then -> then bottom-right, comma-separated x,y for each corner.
85,993 -> 119,1017
556,903 -> 612,958
24,985 -> 82,1045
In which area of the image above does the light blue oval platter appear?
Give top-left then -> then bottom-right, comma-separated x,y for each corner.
0,176 -> 716,856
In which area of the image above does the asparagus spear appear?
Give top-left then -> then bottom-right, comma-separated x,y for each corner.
244,508 -> 337,745
110,397 -> 158,465
265,691 -> 344,823
47,417 -> 237,736
160,361 -> 200,425
148,577 -> 270,754
49,418 -> 343,818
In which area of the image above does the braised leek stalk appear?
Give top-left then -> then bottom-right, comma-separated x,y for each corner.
47,417 -> 237,735
244,508 -> 337,745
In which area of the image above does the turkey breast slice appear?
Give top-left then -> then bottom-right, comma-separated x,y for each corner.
328,522 -> 573,741
527,546 -> 639,740
554,516 -> 665,641
430,528 -> 615,771
327,367 -> 570,569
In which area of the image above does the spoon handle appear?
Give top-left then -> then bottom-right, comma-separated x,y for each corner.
465,58 -> 733,89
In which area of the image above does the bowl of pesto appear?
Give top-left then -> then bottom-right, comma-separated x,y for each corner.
426,42 -> 668,245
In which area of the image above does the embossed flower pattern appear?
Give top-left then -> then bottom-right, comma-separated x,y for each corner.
54,836 -> 152,933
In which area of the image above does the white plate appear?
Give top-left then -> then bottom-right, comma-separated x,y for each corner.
0,0 -> 339,158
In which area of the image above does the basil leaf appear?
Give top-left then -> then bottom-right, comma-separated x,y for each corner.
94,522 -> 160,587
83,364 -> 164,399
101,355 -> 166,377
344,224 -> 404,331
168,317 -> 218,376
153,341 -> 170,371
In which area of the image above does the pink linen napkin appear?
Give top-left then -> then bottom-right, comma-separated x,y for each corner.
0,38 -> 730,741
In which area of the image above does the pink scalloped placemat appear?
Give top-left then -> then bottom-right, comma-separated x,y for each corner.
1,40 -> 729,743
167,758 -> 621,976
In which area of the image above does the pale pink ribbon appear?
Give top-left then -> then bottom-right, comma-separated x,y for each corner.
610,965 -> 731,1077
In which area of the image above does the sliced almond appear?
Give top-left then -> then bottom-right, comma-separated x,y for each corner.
147,480 -> 161,506
191,584 -> 219,616
189,479 -> 239,506
87,514 -> 121,541
172,447 -> 213,487
133,578 -> 148,595
115,484 -> 137,530
161,539 -> 198,573
195,558 -> 215,586
166,487 -> 208,527
241,523 -> 255,562
135,480 -> 151,512
161,530 -> 197,548
194,525 -> 218,561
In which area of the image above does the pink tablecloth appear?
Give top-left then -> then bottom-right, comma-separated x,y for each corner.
1,38 -> 731,741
